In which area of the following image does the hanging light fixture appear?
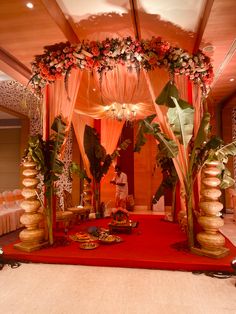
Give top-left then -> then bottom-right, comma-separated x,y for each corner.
104,102 -> 138,121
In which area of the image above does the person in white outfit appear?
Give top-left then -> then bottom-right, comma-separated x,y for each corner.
110,165 -> 128,208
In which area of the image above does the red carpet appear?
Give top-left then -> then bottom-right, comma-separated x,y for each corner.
2,214 -> 236,272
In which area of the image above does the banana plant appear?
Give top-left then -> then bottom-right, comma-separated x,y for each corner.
83,125 -> 131,213
135,80 -> 236,249
23,115 -> 67,245
69,162 -> 91,183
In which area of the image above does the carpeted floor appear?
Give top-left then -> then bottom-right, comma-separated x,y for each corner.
0,263 -> 235,314
2,214 -> 236,272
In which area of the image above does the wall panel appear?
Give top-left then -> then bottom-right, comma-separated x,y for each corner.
0,128 -> 21,192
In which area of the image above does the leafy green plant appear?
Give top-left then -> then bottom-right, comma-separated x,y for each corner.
69,162 -> 91,183
134,80 -> 236,250
83,125 -> 131,213
23,115 -> 67,245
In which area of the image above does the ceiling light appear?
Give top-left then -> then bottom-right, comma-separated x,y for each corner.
104,103 -> 137,122
26,2 -> 34,9
229,78 -> 235,82
202,45 -> 215,53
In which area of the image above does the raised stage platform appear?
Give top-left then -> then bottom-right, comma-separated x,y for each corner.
2,215 -> 236,272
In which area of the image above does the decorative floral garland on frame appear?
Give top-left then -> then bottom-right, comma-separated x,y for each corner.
30,36 -> 214,95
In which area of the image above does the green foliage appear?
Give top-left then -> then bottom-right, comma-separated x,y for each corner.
23,115 -> 67,191
218,166 -> 235,189
134,113 -> 179,205
153,156 -> 178,203
134,114 -> 156,152
134,114 -> 178,159
156,81 -> 179,107
193,136 -> 223,172
213,140 -> 236,189
215,141 -> 236,162
26,135 -> 46,172
69,162 -> 91,183
135,80 -> 236,249
23,115 -> 67,245
168,97 -> 194,148
84,125 -> 131,183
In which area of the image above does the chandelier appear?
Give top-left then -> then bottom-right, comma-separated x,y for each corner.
104,103 -> 138,121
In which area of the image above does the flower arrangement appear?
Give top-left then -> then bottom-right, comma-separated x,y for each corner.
30,36 -> 213,95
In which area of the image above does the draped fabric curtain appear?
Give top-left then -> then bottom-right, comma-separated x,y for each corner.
72,113 -> 94,178
101,119 -> 124,155
45,68 -> 83,146
192,84 -> 203,137
73,64 -> 154,179
95,65 -> 154,117
74,65 -> 156,120
175,75 -> 188,101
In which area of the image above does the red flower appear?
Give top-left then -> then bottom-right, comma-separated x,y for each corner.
91,46 -> 100,57
149,56 -> 157,65
30,36 -> 214,95
135,46 -> 143,53
86,57 -> 94,68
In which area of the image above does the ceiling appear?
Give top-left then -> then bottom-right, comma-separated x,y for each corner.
0,0 -> 236,121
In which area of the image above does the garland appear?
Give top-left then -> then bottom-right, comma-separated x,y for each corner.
30,36 -> 214,95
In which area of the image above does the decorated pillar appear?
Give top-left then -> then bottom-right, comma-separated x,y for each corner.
14,157 -> 46,252
192,160 -> 229,258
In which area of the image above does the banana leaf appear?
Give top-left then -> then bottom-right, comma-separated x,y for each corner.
50,116 -> 66,170
189,112 -> 211,172
69,162 -> 91,183
215,140 -> 236,161
219,167 -> 235,189
134,114 -> 158,153
110,139 -> 131,159
25,135 -> 46,172
168,97 -> 194,149
155,134 -> 179,159
84,125 -> 108,182
23,116 -> 67,245
155,81 -> 179,107
134,115 -> 178,159
153,156 -> 178,203
84,125 -> 131,183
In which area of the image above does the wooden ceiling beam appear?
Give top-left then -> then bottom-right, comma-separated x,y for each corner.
39,0 -> 79,43
129,0 -> 141,40
193,0 -> 215,53
0,47 -> 31,85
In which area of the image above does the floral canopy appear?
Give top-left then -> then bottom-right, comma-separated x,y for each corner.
29,35 -> 213,177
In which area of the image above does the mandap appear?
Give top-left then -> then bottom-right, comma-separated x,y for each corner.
21,34 -> 232,258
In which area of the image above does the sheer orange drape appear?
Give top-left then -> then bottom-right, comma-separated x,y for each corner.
101,119 -> 124,155
72,113 -> 94,178
74,65 -> 153,176
45,68 -> 83,142
74,65 -> 155,120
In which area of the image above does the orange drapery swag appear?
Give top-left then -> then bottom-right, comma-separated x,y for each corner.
42,63 -> 203,221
